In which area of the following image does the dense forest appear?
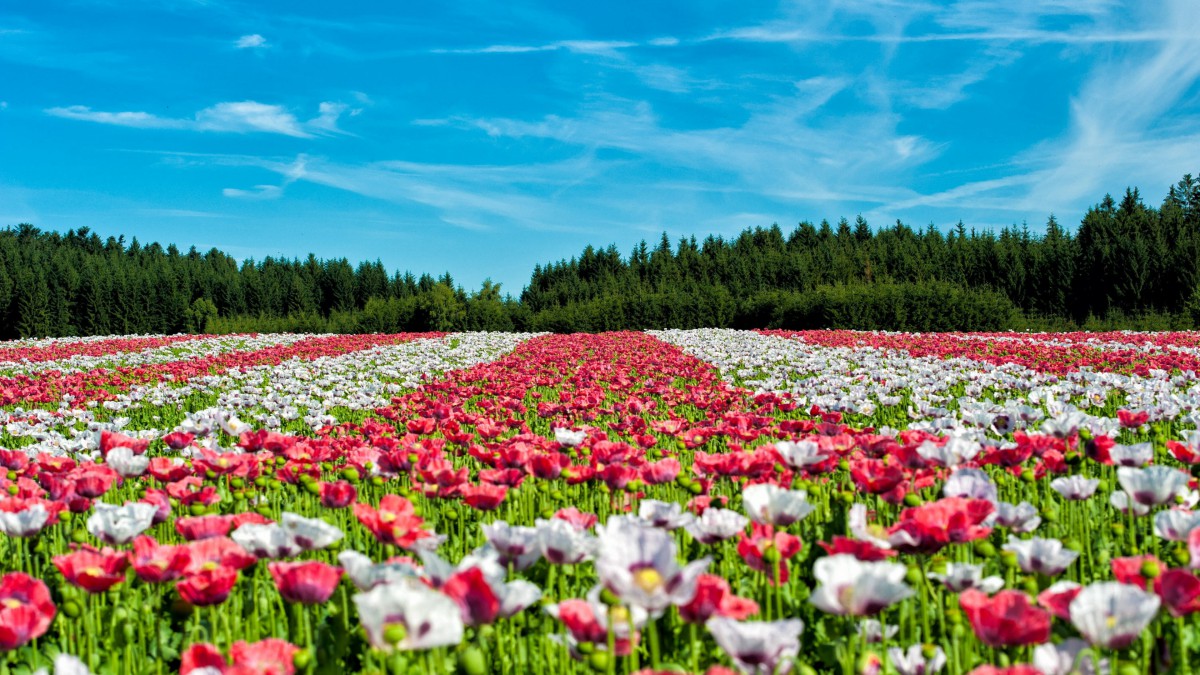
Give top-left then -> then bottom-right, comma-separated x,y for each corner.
2,173 -> 1199,337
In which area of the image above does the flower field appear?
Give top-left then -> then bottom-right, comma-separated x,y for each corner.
5,330 -> 1200,674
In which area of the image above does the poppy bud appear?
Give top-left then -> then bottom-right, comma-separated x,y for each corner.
1001,550 -> 1019,569
687,483 -> 703,495
230,478 -> 244,489
71,528 -> 88,544
763,545 -> 782,564
905,565 -> 923,585
902,493 -> 923,507
293,649 -> 313,669
370,476 -> 385,487
576,642 -> 595,655
599,588 -> 620,606
1141,559 -> 1162,579
973,540 -> 996,557
1174,545 -> 1190,567
60,511 -> 73,522
1020,469 -> 1036,482
461,646 -> 486,675
1110,522 -> 1125,536
587,651 -> 609,673
63,601 -> 81,618
5,484 -> 16,496
340,467 -> 360,483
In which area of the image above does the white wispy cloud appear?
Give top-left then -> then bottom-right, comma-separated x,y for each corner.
235,34 -> 267,49
45,100 -> 351,137
431,38 -> 653,56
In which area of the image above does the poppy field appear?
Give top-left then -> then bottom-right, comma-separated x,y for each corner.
5,329 -> 1200,675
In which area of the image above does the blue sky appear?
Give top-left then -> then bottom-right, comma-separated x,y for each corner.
3,1 -> 1200,294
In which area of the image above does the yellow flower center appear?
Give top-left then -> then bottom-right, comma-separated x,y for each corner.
632,568 -> 663,594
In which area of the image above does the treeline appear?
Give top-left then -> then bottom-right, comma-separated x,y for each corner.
0,226 -> 522,340
1,173 -> 1198,337
523,174 -> 1200,332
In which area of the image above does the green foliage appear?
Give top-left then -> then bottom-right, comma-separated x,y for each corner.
3,171 -> 1199,336
185,298 -> 219,333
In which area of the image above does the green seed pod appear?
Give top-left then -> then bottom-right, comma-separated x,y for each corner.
762,546 -> 782,564
599,588 -> 620,606
1021,577 -> 1039,596
122,623 -> 135,641
304,481 -> 320,496
460,646 -> 486,675
5,484 -> 17,496
1174,546 -> 1191,567
70,528 -> 88,544
687,483 -> 703,495
1141,559 -> 1162,579
293,649 -> 313,669
1001,550 -> 1019,569
188,503 -> 207,516
62,601 -> 81,618
383,623 -> 408,645
60,511 -> 73,522
1020,469 -> 1036,482
341,467 -> 361,483
973,540 -> 996,557
230,478 -> 245,489
1117,665 -> 1142,675
254,477 -> 269,489
1110,522 -> 1125,537
796,665 -> 818,675
370,476 -> 386,487
902,492 -> 923,507
905,565 -> 923,586
587,651 -> 609,673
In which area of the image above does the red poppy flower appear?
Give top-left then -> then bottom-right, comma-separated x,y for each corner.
353,494 -> 432,549
53,545 -> 129,593
268,561 -> 342,605
99,429 -> 149,458
849,458 -> 905,494
185,537 -> 257,574
737,523 -> 802,586
462,483 -> 508,511
552,507 -> 597,530
959,589 -> 1051,647
1117,409 -> 1150,429
1155,568 -> 1200,617
677,574 -> 759,624
161,431 -> 195,450
1111,555 -> 1162,590
818,536 -> 897,561
1036,582 -> 1082,621
0,572 -> 56,650
443,567 -> 501,626
147,458 -> 192,483
181,638 -> 299,674
177,566 -> 239,607
129,535 -> 191,583
176,515 -> 233,541
318,480 -> 357,509
888,497 -> 993,554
